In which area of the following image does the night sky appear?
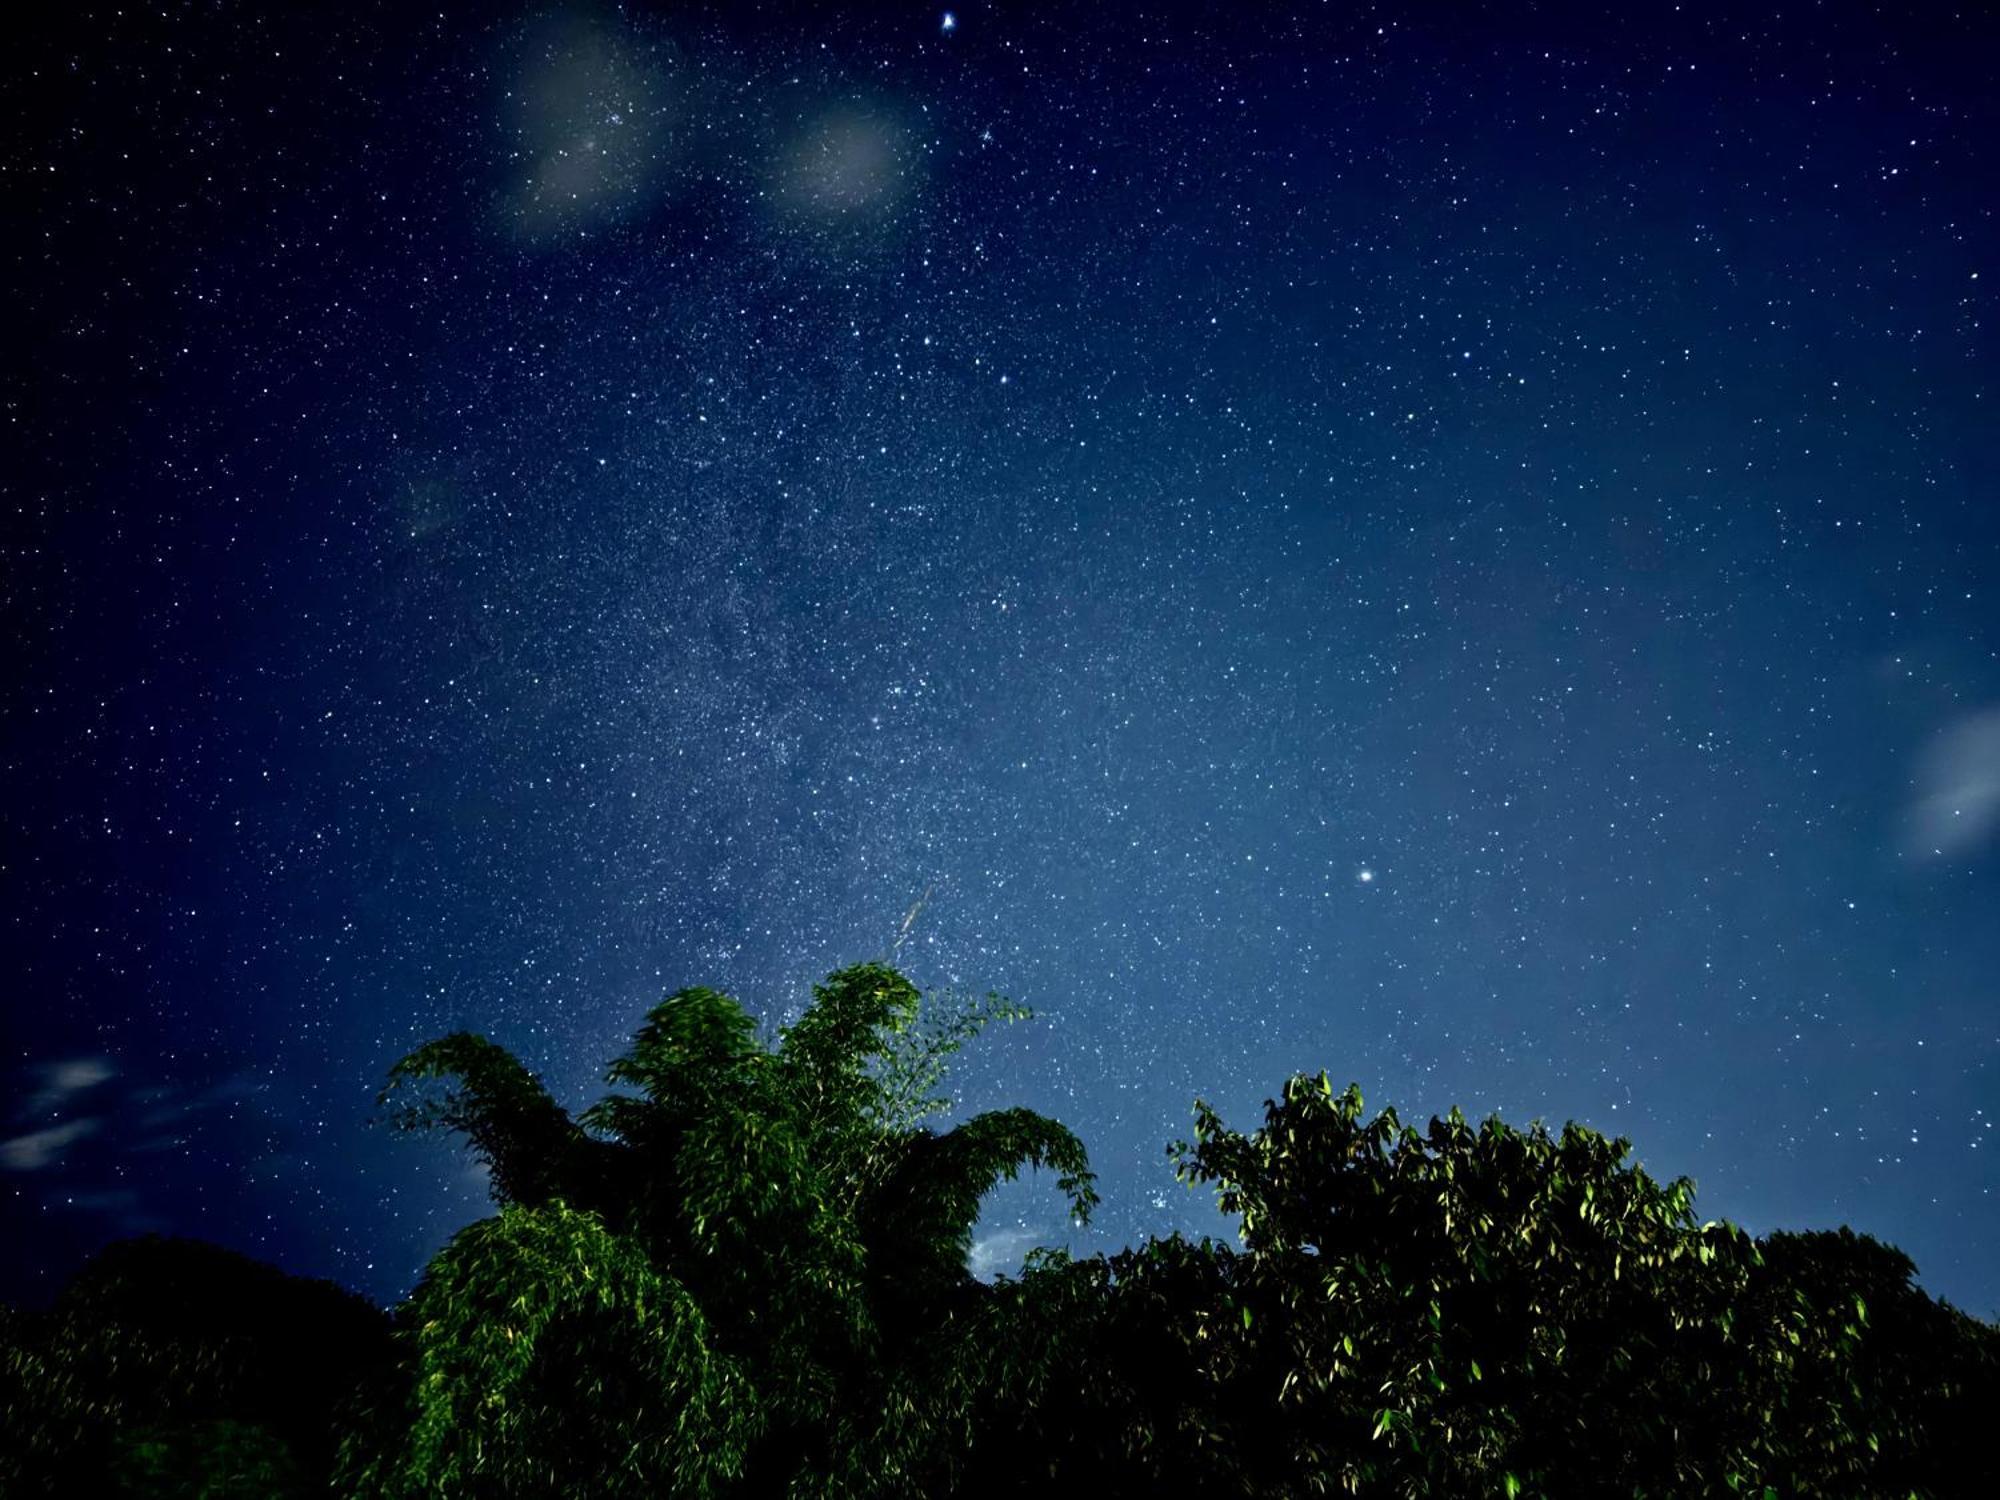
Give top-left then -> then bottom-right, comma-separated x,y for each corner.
5,2 -> 1997,1319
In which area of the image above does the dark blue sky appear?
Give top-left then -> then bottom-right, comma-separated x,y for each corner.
5,1 -> 1996,1317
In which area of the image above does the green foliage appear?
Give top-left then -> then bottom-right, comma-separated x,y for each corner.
866,984 -> 1035,1139
380,1032 -> 597,1209
1006,1073 -> 1998,1499
594,983 -> 770,1134
345,961 -> 1097,1496
342,1201 -> 757,1499
862,1106 -> 1101,1306
10,973 -> 1994,1498
776,964 -> 926,1148
939,1075 -> 1999,1498
1154,1075 -> 1764,1494
1734,1228 -> 2000,1497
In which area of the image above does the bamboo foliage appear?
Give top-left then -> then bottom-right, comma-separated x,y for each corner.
345,1201 -> 756,1499
345,961 -> 1096,1496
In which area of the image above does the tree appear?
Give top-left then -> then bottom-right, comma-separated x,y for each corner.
959,1072 -> 1998,1498
1735,1228 -> 2000,1497
339,961 -> 1098,1498
0,1236 -> 393,1498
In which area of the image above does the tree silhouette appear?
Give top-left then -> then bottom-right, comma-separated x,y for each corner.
0,1236 -> 393,1497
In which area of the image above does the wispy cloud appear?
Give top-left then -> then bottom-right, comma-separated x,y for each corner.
500,14 -> 679,242
1,1119 -> 99,1171
769,105 -> 914,221
2,1057 -> 295,1248
23,1056 -> 115,1117
1904,707 -> 2000,860
478,11 -> 924,252
3,1056 -> 115,1170
968,1224 -> 1048,1282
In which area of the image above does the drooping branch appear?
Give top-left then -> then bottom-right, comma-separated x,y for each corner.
379,1034 -> 587,1209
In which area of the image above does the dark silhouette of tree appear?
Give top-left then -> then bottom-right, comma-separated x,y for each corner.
0,1236 -> 394,1497
1740,1228 -> 1999,1497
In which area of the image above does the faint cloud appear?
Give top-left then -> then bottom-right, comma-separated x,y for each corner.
132,1073 -> 265,1136
24,1056 -> 115,1116
968,1224 -> 1046,1282
2,1119 -> 99,1172
769,104 -> 915,221
501,15 -> 678,242
392,476 -> 465,543
1904,707 -> 2000,860
4,1057 -> 309,1248
476,12 -> 930,254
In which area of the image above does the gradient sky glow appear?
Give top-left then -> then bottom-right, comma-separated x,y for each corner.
4,1 -> 1996,1317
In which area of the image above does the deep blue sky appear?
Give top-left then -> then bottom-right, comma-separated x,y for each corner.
5,1 -> 1996,1317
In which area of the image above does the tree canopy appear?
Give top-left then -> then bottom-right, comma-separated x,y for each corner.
4,961 -> 1993,1498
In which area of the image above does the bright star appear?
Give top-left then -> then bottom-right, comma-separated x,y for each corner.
1357,868 -> 1375,883
941,11 -> 957,32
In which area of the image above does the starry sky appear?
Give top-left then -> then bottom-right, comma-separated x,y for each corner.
4,2 -> 1997,1317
